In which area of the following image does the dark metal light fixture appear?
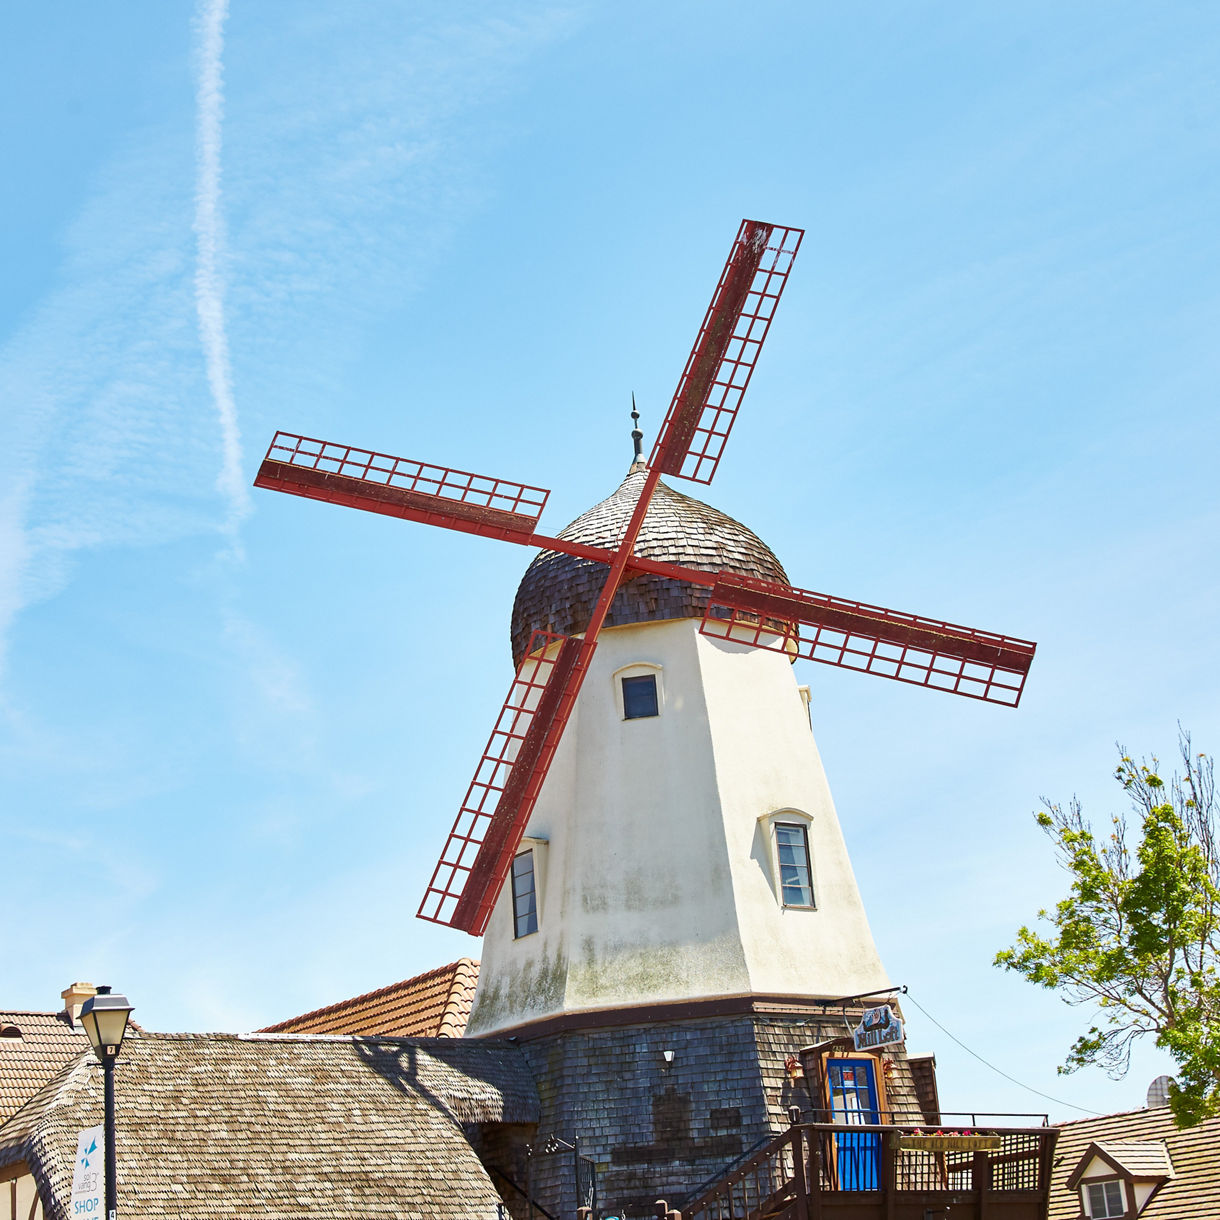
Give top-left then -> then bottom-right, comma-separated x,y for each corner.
79,986 -> 134,1220
80,987 -> 133,1060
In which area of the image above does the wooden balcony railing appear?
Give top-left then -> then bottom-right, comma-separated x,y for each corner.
681,1119 -> 1058,1220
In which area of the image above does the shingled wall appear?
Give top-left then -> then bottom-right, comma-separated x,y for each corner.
482,1002 -> 926,1220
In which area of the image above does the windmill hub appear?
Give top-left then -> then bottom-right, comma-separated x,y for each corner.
510,465 -> 788,666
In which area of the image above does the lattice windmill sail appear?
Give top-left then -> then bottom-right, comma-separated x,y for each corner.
254,218 -> 1036,937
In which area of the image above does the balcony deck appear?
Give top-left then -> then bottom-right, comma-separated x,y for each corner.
681,1118 -> 1059,1220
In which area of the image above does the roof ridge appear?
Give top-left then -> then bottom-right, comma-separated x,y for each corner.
437,959 -> 480,1037
1055,1106 -> 1174,1127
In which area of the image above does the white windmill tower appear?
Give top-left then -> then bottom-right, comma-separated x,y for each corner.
466,456 -> 891,1034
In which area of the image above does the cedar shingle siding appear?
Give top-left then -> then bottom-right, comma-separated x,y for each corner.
511,466 -> 788,665
1049,1106 -> 1219,1219
0,1031 -> 537,1219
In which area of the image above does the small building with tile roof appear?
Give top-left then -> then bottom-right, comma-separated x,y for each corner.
1049,1104 -> 1218,1219
0,1030 -> 537,1220
0,985 -> 96,1127
258,959 -> 479,1038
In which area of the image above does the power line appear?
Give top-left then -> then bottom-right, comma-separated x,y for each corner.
903,990 -> 1102,1117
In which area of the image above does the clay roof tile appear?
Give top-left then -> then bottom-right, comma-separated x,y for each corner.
258,960 -> 480,1038
0,1011 -> 90,1126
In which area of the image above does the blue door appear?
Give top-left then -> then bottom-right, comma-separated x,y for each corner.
826,1058 -> 881,1190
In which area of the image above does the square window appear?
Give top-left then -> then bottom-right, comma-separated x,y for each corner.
775,823 -> 814,907
1085,1180 -> 1126,1219
511,851 -> 538,938
622,674 -> 659,719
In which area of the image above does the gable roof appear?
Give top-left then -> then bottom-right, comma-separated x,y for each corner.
0,1030 -> 538,1220
1050,1106 -> 1218,1220
0,1011 -> 89,1126
258,959 -> 480,1037
1093,1140 -> 1175,1179
1065,1138 -> 1175,1192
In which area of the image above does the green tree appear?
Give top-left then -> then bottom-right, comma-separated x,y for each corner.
995,731 -> 1220,1126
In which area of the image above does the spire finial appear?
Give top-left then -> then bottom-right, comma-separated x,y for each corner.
630,393 -> 644,465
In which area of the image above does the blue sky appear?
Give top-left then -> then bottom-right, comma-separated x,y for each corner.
2,1 -> 1218,1124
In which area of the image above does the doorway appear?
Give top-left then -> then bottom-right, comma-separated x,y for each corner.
825,1057 -> 882,1190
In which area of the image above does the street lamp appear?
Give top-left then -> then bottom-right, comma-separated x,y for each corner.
79,987 -> 134,1220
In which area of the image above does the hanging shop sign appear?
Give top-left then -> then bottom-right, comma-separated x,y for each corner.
852,1004 -> 904,1050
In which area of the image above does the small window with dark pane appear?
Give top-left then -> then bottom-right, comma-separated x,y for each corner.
621,673 -> 659,719
775,822 -> 815,908
512,850 -> 538,938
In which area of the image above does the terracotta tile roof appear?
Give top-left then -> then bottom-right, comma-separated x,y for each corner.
258,959 -> 480,1037
511,465 -> 789,665
0,1031 -> 538,1219
0,1011 -> 89,1125
1050,1106 -> 1218,1219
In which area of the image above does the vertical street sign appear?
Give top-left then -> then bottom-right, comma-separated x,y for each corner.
71,1125 -> 104,1219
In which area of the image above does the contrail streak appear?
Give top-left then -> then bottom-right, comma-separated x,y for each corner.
194,0 -> 250,535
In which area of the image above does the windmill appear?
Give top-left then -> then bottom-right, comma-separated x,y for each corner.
254,218 -> 1035,941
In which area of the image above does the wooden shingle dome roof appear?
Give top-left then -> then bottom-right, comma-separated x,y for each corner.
510,462 -> 789,665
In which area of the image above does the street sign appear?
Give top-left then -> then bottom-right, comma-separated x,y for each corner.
70,1125 -> 104,1219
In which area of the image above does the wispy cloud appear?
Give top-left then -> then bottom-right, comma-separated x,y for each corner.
194,0 -> 250,538
0,481 -> 32,685
0,3 -> 578,701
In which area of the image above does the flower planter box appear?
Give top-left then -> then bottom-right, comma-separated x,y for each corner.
894,1134 -> 1004,1152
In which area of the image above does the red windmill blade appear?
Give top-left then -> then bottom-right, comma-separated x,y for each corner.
700,574 -> 1036,707
253,431 -> 551,545
252,216 -> 1037,937
418,631 -> 592,936
651,219 -> 803,484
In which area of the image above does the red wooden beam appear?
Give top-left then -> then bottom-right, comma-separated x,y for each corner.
701,575 -> 1035,707
254,432 -> 549,545
417,632 -> 594,936
651,220 -> 803,484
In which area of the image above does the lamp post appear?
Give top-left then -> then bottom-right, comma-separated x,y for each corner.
79,986 -> 133,1220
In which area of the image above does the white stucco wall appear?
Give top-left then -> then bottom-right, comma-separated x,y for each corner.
466,617 -> 889,1036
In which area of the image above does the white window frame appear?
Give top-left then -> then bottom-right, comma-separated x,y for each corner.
798,684 -> 813,728
511,851 -> 538,939
510,835 -> 548,939
612,662 -> 664,721
1083,1178 -> 1128,1219
757,809 -> 817,909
